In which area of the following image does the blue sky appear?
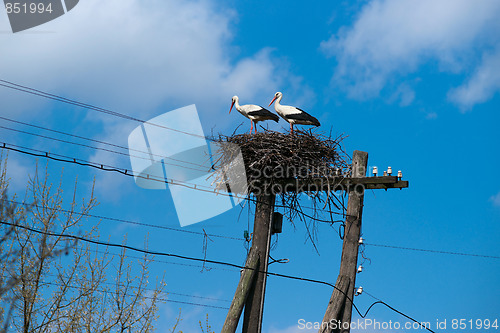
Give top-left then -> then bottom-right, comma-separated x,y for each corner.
1,0 -> 500,332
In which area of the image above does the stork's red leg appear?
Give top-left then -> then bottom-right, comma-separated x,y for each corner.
290,122 -> 293,134
250,120 -> 253,134
254,121 -> 258,134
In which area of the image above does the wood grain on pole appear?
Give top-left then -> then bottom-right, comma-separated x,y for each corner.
222,248 -> 259,333
340,150 -> 368,331
319,150 -> 368,333
318,275 -> 350,333
242,193 -> 275,333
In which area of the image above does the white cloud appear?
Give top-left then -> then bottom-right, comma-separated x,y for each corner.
86,120 -> 138,201
448,48 -> 500,111
322,0 -> 500,108
0,0 -> 309,202
158,302 -> 206,333
2,154 -> 34,194
425,112 -> 438,120
388,83 -> 415,107
490,192 -> 500,207
0,0 -> 303,121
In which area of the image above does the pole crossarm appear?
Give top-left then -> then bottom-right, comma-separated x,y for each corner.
275,176 -> 408,192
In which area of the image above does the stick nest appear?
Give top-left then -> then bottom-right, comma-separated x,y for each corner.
211,130 -> 351,251
217,130 -> 349,183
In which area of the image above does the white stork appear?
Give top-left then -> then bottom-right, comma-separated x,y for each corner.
230,96 -> 279,134
268,92 -> 320,133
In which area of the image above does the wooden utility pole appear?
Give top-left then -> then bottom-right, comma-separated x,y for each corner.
242,193 -> 275,333
320,150 -> 401,333
222,150 -> 408,333
222,248 -> 259,333
338,150 -> 367,331
319,275 -> 350,330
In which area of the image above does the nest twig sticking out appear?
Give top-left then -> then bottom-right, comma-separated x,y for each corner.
212,129 -> 351,252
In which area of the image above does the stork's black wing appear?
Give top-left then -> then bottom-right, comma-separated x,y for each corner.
248,107 -> 279,122
285,110 -> 320,126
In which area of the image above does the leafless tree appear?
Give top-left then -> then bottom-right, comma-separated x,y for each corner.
0,156 -> 166,332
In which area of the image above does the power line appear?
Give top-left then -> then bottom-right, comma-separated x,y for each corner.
2,271 -> 231,305
1,141 -> 211,192
81,243 -> 239,273
55,276 -> 231,304
6,198 -> 244,241
363,289 -> 382,302
0,79 -> 349,222
40,281 -> 229,310
0,115 -> 211,170
0,79 -> 212,141
45,239 -> 239,273
356,299 -> 434,332
12,195 -> 495,264
12,196 -> 498,261
364,242 -> 500,260
0,219 -> 434,332
0,124 -> 209,173
0,79 -> 438,331
0,141 -> 346,221
0,219 -> 254,272
0,118 -> 346,222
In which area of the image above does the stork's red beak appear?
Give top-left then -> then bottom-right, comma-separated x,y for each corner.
269,96 -> 277,107
230,100 -> 234,113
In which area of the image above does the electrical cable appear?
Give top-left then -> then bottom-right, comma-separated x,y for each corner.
0,116 -> 210,170
0,125 -> 209,173
4,198 -> 244,241
80,243 -> 239,273
0,142 -> 347,221
0,80 -> 455,331
0,79 -> 211,141
0,136 -> 343,224
0,79 -> 349,223
1,141 -> 213,192
1,272 -> 231,306
365,242 -> 500,260
41,281 -> 229,310
0,219 -> 435,332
